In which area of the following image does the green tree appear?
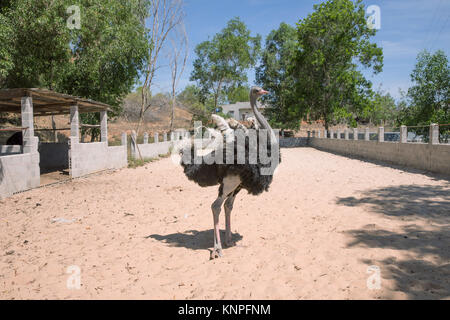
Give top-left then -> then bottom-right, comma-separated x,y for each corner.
1,0 -> 149,139
177,84 -> 212,123
226,85 -> 250,104
398,50 -> 449,141
359,89 -> 398,126
0,7 -> 15,86
256,22 -> 298,130
400,50 -> 449,125
289,0 -> 383,129
1,0 -> 71,89
190,17 -> 261,110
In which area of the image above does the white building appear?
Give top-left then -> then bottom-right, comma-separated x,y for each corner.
221,101 -> 267,121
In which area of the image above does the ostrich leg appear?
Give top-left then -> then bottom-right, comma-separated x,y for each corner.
224,187 -> 240,247
210,175 -> 241,259
211,196 -> 225,259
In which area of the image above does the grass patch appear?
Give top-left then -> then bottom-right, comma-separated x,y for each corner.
128,156 -> 158,168
127,152 -> 171,168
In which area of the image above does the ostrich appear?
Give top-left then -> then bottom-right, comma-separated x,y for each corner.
180,86 -> 280,259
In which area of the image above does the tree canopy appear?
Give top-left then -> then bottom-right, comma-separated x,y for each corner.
287,0 -> 383,129
190,17 -> 261,110
399,50 -> 449,126
226,85 -> 250,104
256,22 -> 298,129
0,0 -> 149,115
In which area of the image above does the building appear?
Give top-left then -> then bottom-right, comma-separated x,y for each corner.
221,101 -> 267,121
0,88 -> 128,199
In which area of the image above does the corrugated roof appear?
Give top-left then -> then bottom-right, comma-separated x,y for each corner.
0,88 -> 111,116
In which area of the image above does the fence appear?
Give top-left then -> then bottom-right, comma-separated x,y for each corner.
308,124 -> 450,175
130,130 -> 190,160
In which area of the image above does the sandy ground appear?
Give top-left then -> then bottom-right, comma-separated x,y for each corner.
0,147 -> 449,300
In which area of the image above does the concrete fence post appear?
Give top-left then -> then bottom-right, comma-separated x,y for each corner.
324,129 -> 327,139
100,110 -> 108,143
164,133 -> 167,142
170,132 -> 174,141
353,128 -> 358,140
70,104 -> 79,140
337,130 -> 341,139
154,132 -> 159,143
400,125 -> 407,143
21,96 -> 35,154
378,127 -> 384,142
131,130 -> 137,159
344,129 -> 349,140
330,129 -> 334,139
365,127 -> 370,141
429,123 -> 439,145
307,131 -> 311,139
121,132 -> 127,147
143,132 -> 149,144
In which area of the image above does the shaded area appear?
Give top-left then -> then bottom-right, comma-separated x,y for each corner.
40,168 -> 70,186
146,229 -> 243,251
337,184 -> 450,223
347,226 -> 450,260
338,184 -> 450,299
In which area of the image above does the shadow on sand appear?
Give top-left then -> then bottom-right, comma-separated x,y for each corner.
337,184 -> 450,299
146,229 -> 243,251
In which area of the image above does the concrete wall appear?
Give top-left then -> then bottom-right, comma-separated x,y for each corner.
130,132 -> 176,160
309,138 -> 450,175
132,141 -> 172,159
38,143 -> 69,170
69,139 -> 127,178
279,137 -> 308,148
0,147 -> 40,200
0,145 -> 22,156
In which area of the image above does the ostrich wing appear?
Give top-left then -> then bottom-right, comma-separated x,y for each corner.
211,114 -> 234,144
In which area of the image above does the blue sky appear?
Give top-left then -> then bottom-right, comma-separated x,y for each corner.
150,0 -> 450,100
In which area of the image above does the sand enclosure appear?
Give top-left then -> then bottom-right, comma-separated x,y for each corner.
0,147 -> 449,299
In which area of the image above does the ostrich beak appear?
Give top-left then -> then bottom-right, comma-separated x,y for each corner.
258,89 -> 269,95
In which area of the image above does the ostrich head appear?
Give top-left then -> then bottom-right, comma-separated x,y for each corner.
249,86 -> 269,101
249,86 -> 277,143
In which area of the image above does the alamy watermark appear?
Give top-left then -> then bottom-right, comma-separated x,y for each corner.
366,5 -> 381,30
67,5 -> 81,30
366,265 -> 381,290
66,265 -> 81,290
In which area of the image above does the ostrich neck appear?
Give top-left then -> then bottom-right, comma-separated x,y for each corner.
250,96 -> 277,143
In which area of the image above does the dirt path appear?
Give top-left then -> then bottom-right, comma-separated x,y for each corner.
1,147 -> 449,299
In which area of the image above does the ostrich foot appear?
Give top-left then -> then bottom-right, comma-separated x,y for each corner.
210,248 -> 223,259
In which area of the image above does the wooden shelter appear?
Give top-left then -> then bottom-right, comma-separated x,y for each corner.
0,88 -> 110,115
0,88 -> 127,199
